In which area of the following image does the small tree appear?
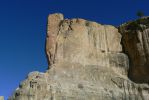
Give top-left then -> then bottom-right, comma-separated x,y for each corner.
137,11 -> 144,18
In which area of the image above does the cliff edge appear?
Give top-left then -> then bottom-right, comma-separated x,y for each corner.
9,14 -> 149,100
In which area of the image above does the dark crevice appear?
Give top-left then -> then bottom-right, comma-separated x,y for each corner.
118,28 -> 133,82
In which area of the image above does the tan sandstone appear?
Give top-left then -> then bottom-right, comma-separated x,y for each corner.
9,14 -> 149,100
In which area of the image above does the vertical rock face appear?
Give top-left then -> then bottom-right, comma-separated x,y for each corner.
46,14 -> 64,65
9,14 -> 149,100
119,17 -> 149,83
46,13 -> 124,68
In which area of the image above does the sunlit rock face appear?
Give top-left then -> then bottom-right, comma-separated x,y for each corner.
46,13 -> 123,67
9,14 -> 149,100
119,17 -> 149,83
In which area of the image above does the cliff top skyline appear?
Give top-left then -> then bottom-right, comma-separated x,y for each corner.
0,0 -> 149,99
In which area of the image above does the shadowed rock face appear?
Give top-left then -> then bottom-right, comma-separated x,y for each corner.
9,14 -> 149,100
119,17 -> 149,83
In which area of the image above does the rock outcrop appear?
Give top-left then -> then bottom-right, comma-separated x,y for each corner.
119,17 -> 149,83
0,96 -> 4,100
9,14 -> 149,100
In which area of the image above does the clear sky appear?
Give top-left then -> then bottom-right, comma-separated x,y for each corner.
0,0 -> 149,99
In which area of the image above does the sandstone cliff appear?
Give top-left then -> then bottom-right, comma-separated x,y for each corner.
9,14 -> 149,100
119,17 -> 149,83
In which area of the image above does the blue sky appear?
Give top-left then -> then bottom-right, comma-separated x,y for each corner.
0,0 -> 149,99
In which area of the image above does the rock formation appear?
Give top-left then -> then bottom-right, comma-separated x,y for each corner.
9,14 -> 149,100
0,96 -> 4,100
119,17 -> 149,83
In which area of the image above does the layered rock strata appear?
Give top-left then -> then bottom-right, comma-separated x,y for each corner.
9,14 -> 149,100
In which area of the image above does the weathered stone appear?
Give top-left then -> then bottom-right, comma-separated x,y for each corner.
119,17 -> 149,83
9,14 -> 149,100
46,13 -> 64,66
46,14 -> 122,68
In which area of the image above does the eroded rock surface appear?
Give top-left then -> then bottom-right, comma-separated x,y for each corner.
119,17 -> 149,83
9,14 -> 149,100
